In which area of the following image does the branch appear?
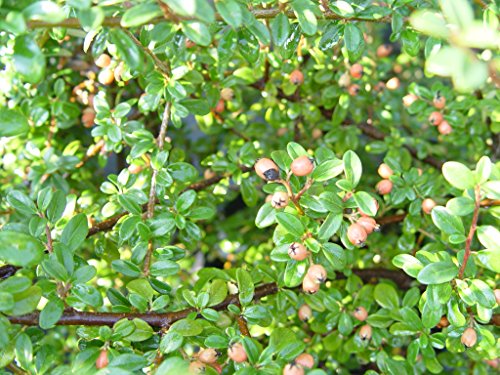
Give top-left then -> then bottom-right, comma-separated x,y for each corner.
237,316 -> 251,337
458,185 -> 481,279
26,8 -> 392,29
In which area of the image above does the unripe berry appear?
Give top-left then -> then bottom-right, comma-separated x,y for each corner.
306,264 -> 327,284
96,349 -> 109,369
189,360 -> 206,374
95,54 -> 111,68
353,306 -> 368,321
228,343 -> 247,363
271,191 -> 289,209
377,44 -> 392,58
438,121 -> 452,135
302,275 -> 320,294
428,111 -> 443,126
220,87 -> 234,101
295,353 -> 314,369
403,93 -> 418,107
98,69 -> 115,85
288,242 -> 309,261
376,179 -> 393,195
198,348 -> 219,364
348,84 -> 360,96
433,94 -> 446,109
254,158 -> 280,181
386,77 -> 400,90
349,63 -> 363,79
359,324 -> 372,341
214,99 -> 225,114
298,304 -> 312,321
290,70 -> 304,85
377,163 -> 393,179
494,289 -> 500,305
356,217 -> 379,235
461,327 -> 477,347
283,363 -> 304,375
290,156 -> 314,177
347,223 -> 368,246
422,198 -> 436,214
82,107 -> 96,128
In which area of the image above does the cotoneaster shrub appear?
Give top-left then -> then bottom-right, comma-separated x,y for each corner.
0,1 -> 499,374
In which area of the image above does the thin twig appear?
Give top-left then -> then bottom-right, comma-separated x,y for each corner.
458,186 -> 481,279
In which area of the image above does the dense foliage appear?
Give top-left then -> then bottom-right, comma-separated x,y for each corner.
0,0 -> 499,374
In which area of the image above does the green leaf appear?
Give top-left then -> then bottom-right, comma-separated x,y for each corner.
6,191 -> 37,216
236,268 -> 254,306
374,284 -> 399,309
3,286 -> 42,316
14,34 -> 46,84
109,29 -> 141,70
322,242 -> 346,270
155,358 -> 189,375
165,0 -> 215,23
286,142 -> 308,159
442,162 -> 475,190
170,318 -> 203,336
255,203 -> 276,228
0,292 -> 14,312
354,192 -> 377,217
121,3 -> 162,28
446,197 -> 475,216
312,159 -> 343,182
160,331 -> 184,354
392,254 -> 423,278
182,21 -> 212,47
39,299 -> 64,329
176,190 -> 197,213
438,0 -> 473,29
476,225 -> 499,250
271,13 -> 290,47
410,10 -> 450,39
23,1 -> 66,24
0,108 -> 29,137
318,213 -> 342,241
291,0 -> 317,36
343,24 -> 364,61
276,212 -> 305,237
72,284 -> 103,307
431,206 -> 464,235
319,23 -> 342,50
469,279 -> 496,308
109,353 -> 148,371
475,249 -> 500,272
111,260 -> 142,277
343,151 -> 362,188
417,262 -> 458,284
61,214 -> 89,252
329,1 -> 354,17
0,231 -> 44,267
215,0 -> 242,29
474,156 -> 491,184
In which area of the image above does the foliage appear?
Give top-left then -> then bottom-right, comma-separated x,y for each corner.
0,0 -> 499,374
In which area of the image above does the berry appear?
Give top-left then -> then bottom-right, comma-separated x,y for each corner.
290,156 -> 314,177
357,217 -> 379,234
96,349 -> 109,369
312,128 -> 322,139
350,63 -> 363,79
288,243 -> 309,261
283,363 -> 304,375
461,327 -> 477,347
347,223 -> 368,246
98,69 -> 115,85
220,88 -> 234,101
403,93 -> 418,107
295,353 -> 314,369
214,99 -> 225,114
438,121 -> 452,135
198,348 -> 219,364
433,94 -> 446,109
338,72 -> 351,87
422,198 -> 436,214
374,81 -> 386,92
95,54 -> 111,68
494,289 -> 500,305
265,194 -> 273,203
348,84 -> 360,96
437,316 -> 450,328
114,61 -> 125,81
185,39 -> 196,48
298,304 -> 312,321
271,191 -> 289,209
254,158 -> 280,181
204,169 -> 217,180
377,163 -> 393,179
428,111 -> 443,126
302,275 -> 320,294
290,70 -> 304,85
228,343 -> 247,363
386,77 -> 400,90
359,324 -> 372,341
376,44 -> 392,58
376,179 -> 393,195
306,264 -> 327,284
353,306 -> 368,321
189,361 -> 206,374
128,164 -> 143,174
82,108 -> 96,128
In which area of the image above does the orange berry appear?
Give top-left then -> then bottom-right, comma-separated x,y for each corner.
96,349 -> 109,369
386,77 -> 400,90
376,179 -> 393,195
214,99 -> 225,114
461,327 -> 477,347
494,289 -> 500,305
349,63 -> 363,79
254,158 -> 280,181
433,95 -> 446,109
189,361 -> 206,374
347,223 -> 368,246
288,243 -> 309,261
377,44 -> 393,58
204,169 -> 217,180
353,306 -> 368,321
295,353 -> 314,369
428,111 -> 443,126
306,264 -> 327,284
271,191 -> 289,209
283,363 -> 304,375
290,155 -> 314,177
298,304 -> 312,321
98,69 -> 115,85
95,54 -> 111,68
302,276 -> 320,294
403,93 -> 418,107
290,70 -> 304,85
356,217 -> 379,234
377,163 -> 393,179
348,84 -> 360,96
220,88 -> 234,101
422,198 -> 436,214
359,324 -> 372,340
228,343 -> 247,363
438,121 -> 452,135
128,164 -> 143,174
198,348 -> 219,364
82,107 -> 96,128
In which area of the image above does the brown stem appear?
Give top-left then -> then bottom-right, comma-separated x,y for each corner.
26,8 -> 393,29
237,316 -> 250,337
458,186 -> 481,279
45,223 -> 53,253
278,179 -> 305,215
6,363 -> 26,375
144,102 -> 172,275
295,178 -> 314,201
